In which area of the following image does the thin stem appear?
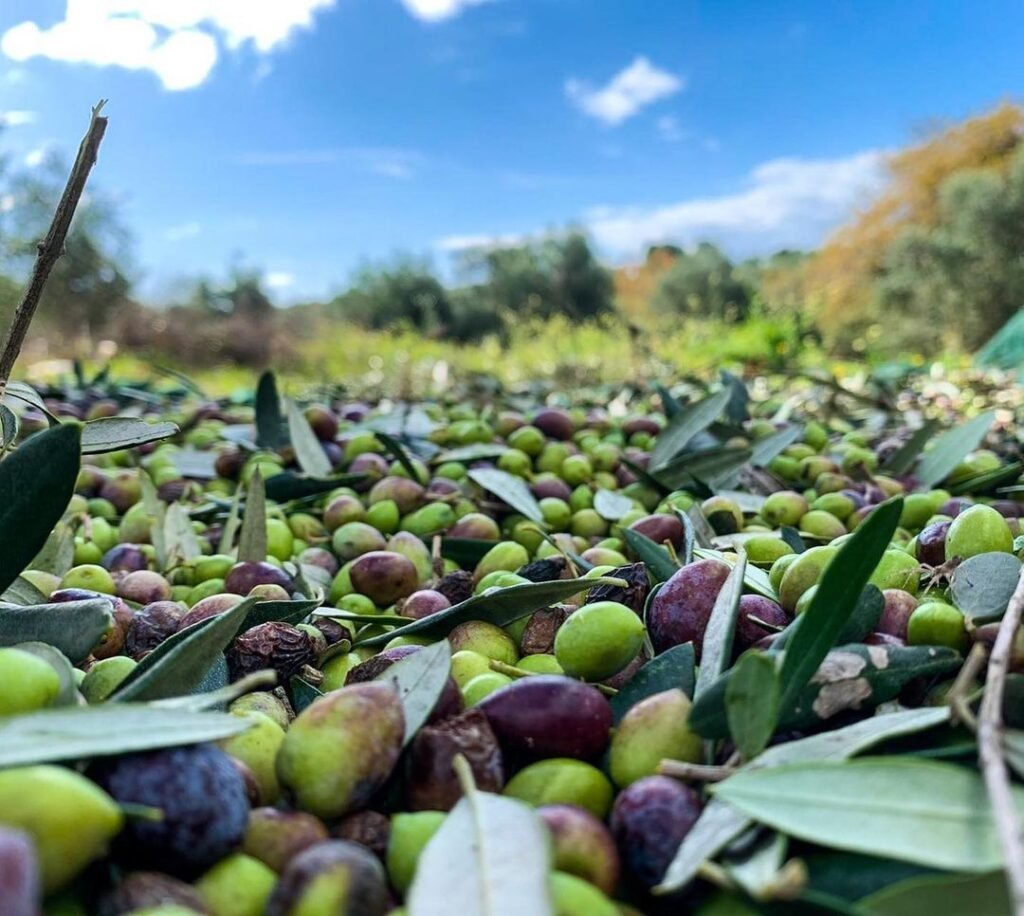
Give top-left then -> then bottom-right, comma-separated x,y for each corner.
657,759 -> 738,782
978,567 -> 1024,916
947,641 -> 987,732
488,659 -> 619,696
0,101 -> 108,390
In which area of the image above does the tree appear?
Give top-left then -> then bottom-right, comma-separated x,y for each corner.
808,103 -> 1024,340
651,242 -> 751,322
333,258 -> 453,335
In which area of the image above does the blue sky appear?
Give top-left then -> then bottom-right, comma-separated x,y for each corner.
0,0 -> 1022,303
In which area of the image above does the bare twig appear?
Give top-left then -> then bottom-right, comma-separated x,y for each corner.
979,566 -> 1024,915
947,642 -> 988,731
0,101 -> 108,391
657,759 -> 738,782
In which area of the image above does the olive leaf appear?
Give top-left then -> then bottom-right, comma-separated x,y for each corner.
407,758 -> 554,916
80,417 -> 179,454
376,430 -> 422,481
593,488 -> 635,521
289,676 -> 324,714
649,386 -> 732,471
356,576 -> 626,648
376,639 -> 452,746
695,549 -> 746,699
881,420 -> 940,475
0,598 -> 113,665
654,706 -> 951,894
3,380 -> 59,425
140,470 -> 167,569
255,370 -> 288,449
30,521 -> 75,576
0,404 -> 18,450
467,468 -> 544,523
685,507 -> 718,548
622,528 -> 679,582
609,643 -> 695,723
111,596 -> 257,702
431,443 -> 510,464
776,497 -> 902,715
949,461 -> 1024,496
653,446 -> 753,491
655,381 -> 684,418
0,423 -> 81,595
218,484 -> 243,555
237,468 -> 267,564
264,471 -> 367,502
693,547 -> 777,600
859,870 -> 1011,916
440,537 -> 499,568
1,576 -> 47,606
173,448 -> 219,480
242,597 -> 322,631
915,411 -> 995,487
779,526 -> 806,554
949,551 -> 1022,623
164,502 -> 202,566
286,398 -> 333,478
711,757 -> 1024,872
0,706 -> 253,768
721,831 -> 789,903
726,650 -> 780,761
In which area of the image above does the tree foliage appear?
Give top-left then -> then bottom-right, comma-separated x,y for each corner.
651,242 -> 752,323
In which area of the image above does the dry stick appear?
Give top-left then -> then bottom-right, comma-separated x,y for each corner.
0,101 -> 108,394
657,760 -> 737,782
979,566 -> 1024,916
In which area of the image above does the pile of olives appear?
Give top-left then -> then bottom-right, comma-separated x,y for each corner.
0,388 -> 1021,915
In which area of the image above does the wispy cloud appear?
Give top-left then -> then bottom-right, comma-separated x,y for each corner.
164,221 -> 202,242
0,0 -> 335,91
1,109 -> 35,127
566,57 -> 684,126
23,144 -> 52,167
400,0 -> 494,23
233,146 -> 423,179
436,232 -> 526,252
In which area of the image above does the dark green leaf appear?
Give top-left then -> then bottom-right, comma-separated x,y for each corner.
620,456 -> 670,496
0,423 -> 81,595
218,485 -> 243,555
654,382 -> 684,419
431,443 -> 510,464
950,552 -> 1022,623
377,430 -> 421,482
803,851 -> 933,903
749,425 -> 803,469
881,421 -> 940,475
190,654 -> 229,700
289,676 -> 324,713
655,446 -> 753,491
916,411 -> 996,487
467,468 -> 543,523
30,521 -> 75,576
0,598 -> 113,665
356,576 -> 624,648
243,598 -> 321,631
376,640 -> 452,746
3,381 -> 59,424
726,650 -> 780,761
780,526 -> 807,554
237,469 -> 267,564
0,706 -> 252,768
111,597 -> 256,702
593,488 -> 634,521
441,538 -> 499,567
80,417 -> 179,454
622,528 -> 679,582
860,870 -> 1011,916
695,551 -> 746,699
0,404 -> 18,449
610,643 -> 695,725
264,471 -> 368,502
835,585 -> 884,644
286,399 -> 332,478
1003,729 -> 1024,781
255,370 -> 287,449
949,461 -> 1024,496
650,387 -> 732,470
777,498 -> 902,715
686,506 -> 717,548
720,370 -> 750,423
711,757 -> 1023,872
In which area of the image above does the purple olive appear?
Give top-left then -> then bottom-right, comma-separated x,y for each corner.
735,595 -> 789,651
399,589 -> 451,620
939,498 -> 973,518
538,804 -> 620,896
531,476 -> 573,502
127,601 -> 186,658
101,544 -> 150,575
878,589 -> 919,640
298,547 -> 339,577
367,477 -> 425,515
647,559 -> 731,659
178,594 -> 241,630
117,570 -> 172,605
533,408 -> 574,440
628,514 -> 684,548
479,675 -> 612,760
348,551 -> 419,606
224,561 -> 295,596
916,520 -> 951,567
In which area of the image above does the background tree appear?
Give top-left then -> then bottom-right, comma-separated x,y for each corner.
651,242 -> 751,322
333,258 -> 453,335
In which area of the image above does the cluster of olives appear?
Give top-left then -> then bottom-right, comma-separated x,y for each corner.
0,389 -> 1021,915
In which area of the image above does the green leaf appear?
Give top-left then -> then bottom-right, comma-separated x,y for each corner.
776,498 -> 902,714
0,404 -> 18,450
950,552 -> 1023,623
593,488 -> 635,521
0,423 -> 81,595
622,528 -> 679,582
0,598 -> 113,665
835,585 -> 885,644
30,521 -> 75,577
468,468 -> 544,523
720,370 -> 750,423
237,468 -> 267,564
686,506 -> 717,548
881,421 -> 940,475
174,448 -> 218,480
377,430 -> 421,481
289,676 -> 324,714
356,576 -> 624,648
949,461 -> 1024,497
431,444 -> 510,464
286,399 -> 332,478
654,382 -> 684,418
80,417 -> 179,454
679,510 -> 696,564
242,598 -> 321,631
441,538 -> 499,568
610,643 -> 695,723
711,757 -> 1024,872
407,763 -> 553,916
163,502 -> 202,566
779,526 -> 806,554
650,387 -> 732,471
695,550 -> 746,699
860,870 -> 1011,916
916,411 -> 996,487
255,370 -> 287,449
693,547 -> 777,601
722,832 -> 788,903
140,470 -> 167,569
654,707 -> 950,894
750,425 -> 803,469
803,851 -> 933,903
654,446 -> 753,491
1,576 -> 47,606
0,706 -> 253,768
3,380 -> 59,424
111,597 -> 256,702
376,640 -> 452,746
264,471 -> 368,502
218,485 -> 243,555
726,650 -> 780,761
621,456 -> 671,496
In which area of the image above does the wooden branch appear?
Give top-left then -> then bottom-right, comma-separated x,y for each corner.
0,100 -> 108,389
979,566 -> 1024,915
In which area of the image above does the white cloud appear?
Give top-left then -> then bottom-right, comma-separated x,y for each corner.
234,146 -> 423,179
0,0 -> 334,91
1,109 -> 35,127
400,0 -> 493,22
23,144 -> 51,167
566,57 -> 683,126
265,270 -> 295,290
164,221 -> 201,241
436,232 -> 525,252
586,150 -> 887,257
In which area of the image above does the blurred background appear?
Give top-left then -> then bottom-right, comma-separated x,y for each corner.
0,0 -> 1022,392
